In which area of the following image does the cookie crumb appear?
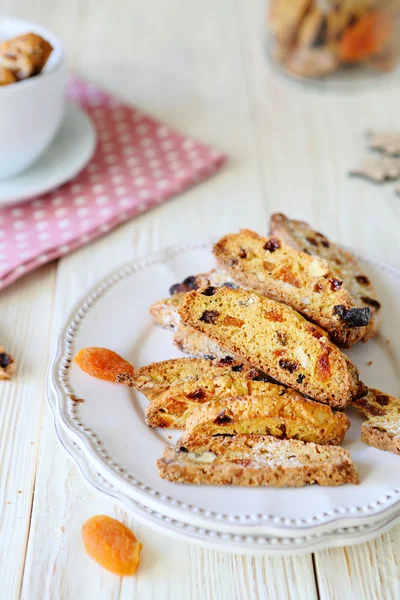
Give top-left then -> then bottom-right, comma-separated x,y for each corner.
67,393 -> 85,403
387,339 -> 391,344
61,526 -> 65,533
367,360 -> 373,366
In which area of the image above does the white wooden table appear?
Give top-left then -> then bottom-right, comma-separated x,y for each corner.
2,0 -> 400,598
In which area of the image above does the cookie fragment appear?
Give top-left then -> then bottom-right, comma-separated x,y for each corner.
368,131 -> 400,156
0,346 -> 15,380
353,388 -> 400,456
349,156 -> 400,182
284,48 -> 339,79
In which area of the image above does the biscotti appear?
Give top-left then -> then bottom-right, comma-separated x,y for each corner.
269,213 -> 381,341
213,229 -> 370,347
353,389 -> 400,456
0,346 -> 15,380
157,434 -> 359,487
0,33 -> 53,80
178,286 -> 363,408
183,393 -> 350,444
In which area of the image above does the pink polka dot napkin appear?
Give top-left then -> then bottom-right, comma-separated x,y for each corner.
0,76 -> 226,290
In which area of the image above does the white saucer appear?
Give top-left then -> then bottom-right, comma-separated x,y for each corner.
0,102 -> 96,207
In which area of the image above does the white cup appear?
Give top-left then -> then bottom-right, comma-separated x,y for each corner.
0,18 -> 67,180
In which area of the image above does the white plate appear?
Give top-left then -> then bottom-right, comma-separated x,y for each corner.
49,241 -> 400,539
0,102 -> 96,206
47,384 -> 400,554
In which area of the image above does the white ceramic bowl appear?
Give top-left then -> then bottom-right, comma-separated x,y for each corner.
0,18 -> 66,180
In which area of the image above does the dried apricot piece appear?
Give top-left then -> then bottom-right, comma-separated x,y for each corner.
74,347 -> 134,382
338,12 -> 393,63
82,515 -> 142,576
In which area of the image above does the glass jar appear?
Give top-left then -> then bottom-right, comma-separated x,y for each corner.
266,0 -> 400,84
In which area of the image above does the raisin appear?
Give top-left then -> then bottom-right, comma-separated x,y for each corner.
239,248 -> 247,258
223,315 -> 244,327
363,402 -> 385,417
186,388 -> 206,400
314,281 -> 324,293
199,310 -> 220,324
183,276 -> 199,290
361,296 -> 381,310
297,374 -> 305,384
263,238 -> 281,252
222,282 -> 238,289
201,286 -> 217,296
329,278 -> 343,291
306,236 -> 318,246
279,423 -> 287,438
231,364 -> 244,372
279,359 -> 298,373
375,394 -> 389,406
356,275 -> 370,285
82,515 -> 142,576
316,233 -> 330,247
213,408 -> 234,425
74,348 -> 134,382
276,331 -> 288,345
178,446 -> 188,452
217,356 -> 235,366
0,353 -> 11,368
333,305 -> 370,327
251,373 -> 273,382
169,282 -> 187,295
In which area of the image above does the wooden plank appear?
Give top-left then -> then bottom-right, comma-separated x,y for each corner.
0,266 -> 56,600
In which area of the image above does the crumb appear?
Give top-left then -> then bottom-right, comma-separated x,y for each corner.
6,502 -> 10,505
168,436 -> 172,440
61,526 -> 65,533
387,340 -> 391,344
67,393 -> 85,403
30,442 -> 35,445
367,360 -> 373,366
18,490 -> 22,494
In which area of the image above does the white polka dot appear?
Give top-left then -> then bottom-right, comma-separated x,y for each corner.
100,207 -> 113,217
138,189 -> 151,200
13,221 -> 26,230
138,202 -> 147,211
133,177 -> 147,187
38,232 -> 50,241
35,221 -> 48,230
182,139 -> 195,150
19,250 -> 32,260
0,263 -> 7,270
77,207 -> 89,217
156,180 -> 169,189
17,240 -> 28,249
122,147 -> 134,156
15,232 -> 27,240
51,196 -> 64,206
118,198 -> 133,208
37,254 -> 48,263
55,207 -> 68,217
33,210 -> 46,220
71,184 -> 83,194
126,156 -> 140,166
176,169 -> 188,179
61,230 -> 74,240
32,199 -> 44,208
103,142 -> 115,152
95,196 -> 109,206
166,151 -> 179,161
89,174 -> 101,183
15,265 -> 27,274
92,184 -> 105,194
87,164 -> 99,173
119,134 -> 131,144
118,212 -> 128,221
152,169 -> 166,179
136,123 -> 149,134
80,220 -> 92,229
161,140 -> 175,150
169,160 -> 183,170
144,148 -> 157,158
157,125 -> 170,138
99,132 -> 111,142
100,224 -> 110,233
74,196 -> 86,206
58,219 -> 71,229
187,150 -> 199,159
80,234 -> 90,243
115,186 -> 128,196
11,208 -> 24,217
59,245 -> 70,253
191,159 -> 205,169
130,167 -> 143,176
140,137 -> 154,148
112,175 -> 125,184
104,154 -> 117,164
148,159 -> 161,168
108,165 -> 121,174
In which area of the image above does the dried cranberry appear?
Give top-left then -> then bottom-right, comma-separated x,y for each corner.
333,305 -> 370,327
199,310 -> 220,324
239,248 -> 247,258
217,356 -> 235,366
178,446 -> 188,453
263,238 -> 281,252
231,364 -> 244,372
356,275 -> 370,285
375,394 -> 389,406
329,278 -> 343,291
0,353 -> 10,368
278,423 -> 287,438
186,388 -> 206,400
361,297 -> 381,310
279,359 -> 298,373
213,409 -> 234,425
296,374 -> 305,384
183,276 -> 199,290
201,286 -> 217,296
276,331 -> 288,345
314,281 -> 324,293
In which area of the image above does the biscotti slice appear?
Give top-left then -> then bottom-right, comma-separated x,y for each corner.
157,434 -> 359,487
127,356 -> 268,401
179,287 -> 363,408
183,393 -> 350,444
0,346 -> 14,380
269,213 -> 381,341
213,229 -> 370,347
150,294 -> 185,331
353,389 -> 400,456
145,374 -> 283,429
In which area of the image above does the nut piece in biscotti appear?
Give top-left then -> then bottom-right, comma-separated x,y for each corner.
157,434 -> 359,487
178,286 -> 363,409
0,33 -> 53,80
213,229 -> 369,347
269,213 -> 381,341
0,346 -> 15,380
0,66 -> 17,86
183,393 -> 350,445
150,294 -> 184,331
353,388 -> 400,456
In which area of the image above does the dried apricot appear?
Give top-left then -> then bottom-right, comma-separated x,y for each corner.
82,515 -> 142,576
338,12 -> 393,63
74,347 -> 134,382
